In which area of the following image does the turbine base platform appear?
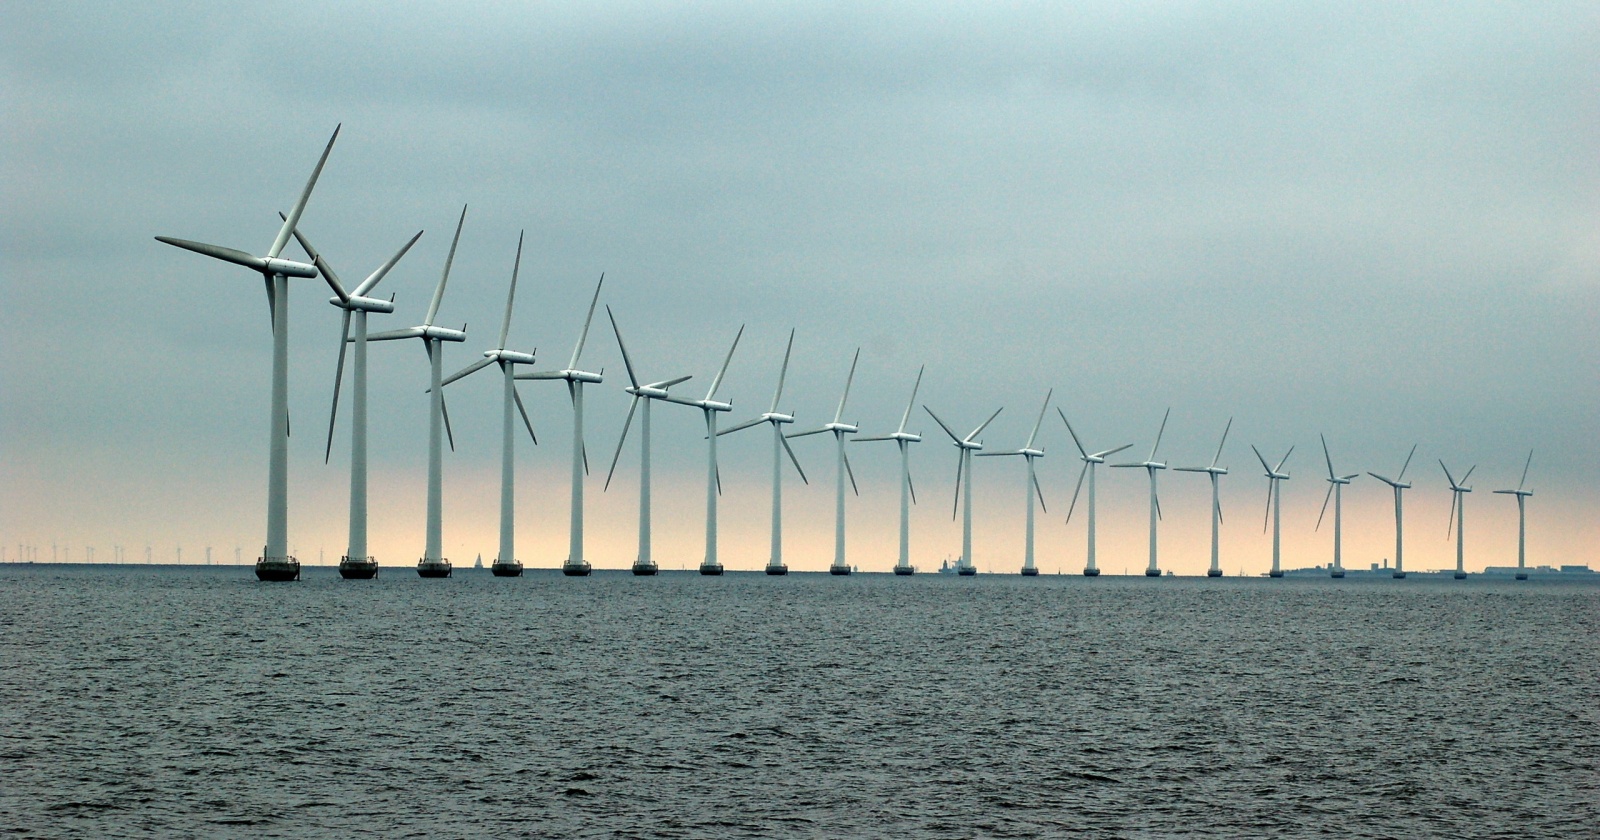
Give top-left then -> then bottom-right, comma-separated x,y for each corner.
1515,572 -> 1528,581
1268,569 -> 1284,578
1206,568 -> 1223,578
632,562 -> 659,576
1083,567 -> 1101,577
338,556 -> 377,579
417,559 -> 452,578
1453,571 -> 1467,580
256,556 -> 300,582
561,562 -> 591,577
701,563 -> 726,576
1330,569 -> 1345,579
829,564 -> 851,576
764,564 -> 788,576
893,565 -> 916,576
1392,571 -> 1407,579
1020,567 -> 1040,577
957,567 -> 977,576
1145,568 -> 1162,577
493,561 -> 525,577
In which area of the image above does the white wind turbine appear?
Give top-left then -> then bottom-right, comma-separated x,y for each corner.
1112,408 -> 1172,577
440,232 -> 539,577
1441,460 -> 1476,580
1314,434 -> 1359,579
925,404 -> 1004,576
976,389 -> 1051,576
1059,412 -> 1133,577
1493,450 -> 1534,581
604,307 -> 692,576
718,330 -> 808,575
288,222 -> 421,579
1175,418 -> 1232,577
155,125 -> 340,582
368,206 -> 470,578
516,275 -> 606,576
662,327 -> 745,576
854,366 -> 925,575
1252,445 -> 1294,578
1368,444 -> 1418,579
786,349 -> 863,575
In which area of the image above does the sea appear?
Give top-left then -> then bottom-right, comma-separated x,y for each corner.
2,564 -> 1596,838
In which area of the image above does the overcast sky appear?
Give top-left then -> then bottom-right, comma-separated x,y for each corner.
4,2 -> 1596,573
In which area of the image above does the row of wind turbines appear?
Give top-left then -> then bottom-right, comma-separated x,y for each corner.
154,126 -> 1540,582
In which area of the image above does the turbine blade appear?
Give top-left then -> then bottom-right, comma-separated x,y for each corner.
497,231 -> 523,351
424,204 -> 467,327
717,415 -> 767,436
1316,482 -> 1334,531
324,309 -> 351,463
1321,433 -> 1336,481
951,453 -> 963,521
1154,483 -> 1163,521
968,407 -> 1004,443
1065,462 -> 1087,524
512,382 -> 537,444
1262,479 -> 1272,533
1252,444 -> 1273,474
365,326 -> 425,341
1398,443 -> 1418,481
1518,449 -> 1533,491
1149,407 -> 1170,461
716,462 -> 723,496
441,391 -> 456,453
834,348 -> 861,425
1447,492 -> 1457,538
1274,446 -> 1294,474
155,237 -> 268,272
1057,408 -> 1090,460
1460,464 -> 1475,486
440,355 -> 495,387
1368,472 -> 1397,486
1439,459 -> 1457,488
354,230 -> 424,297
1215,479 -> 1225,525
516,369 -> 568,380
565,272 -> 605,370
786,427 -> 830,438
281,218 -> 348,301
844,448 -> 859,496
264,274 -> 276,330
707,324 -> 744,401
582,440 -> 590,476
267,124 -> 340,259
780,432 -> 808,484
770,328 -> 795,413
924,406 -> 961,443
1025,389 -> 1052,450
606,306 -> 640,388
907,460 -> 918,506
897,366 -> 924,435
1095,443 -> 1135,460
1211,417 -> 1232,468
604,396 -> 639,491
647,374 -> 692,391
1033,470 -> 1047,513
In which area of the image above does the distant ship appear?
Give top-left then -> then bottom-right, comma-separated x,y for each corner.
473,553 -> 483,570
938,556 -> 959,575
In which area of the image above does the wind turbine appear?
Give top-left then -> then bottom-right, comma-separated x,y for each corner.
1252,445 -> 1294,578
288,222 -> 420,580
924,404 -> 1004,576
1493,450 -> 1534,580
516,275 -> 606,576
718,330 -> 808,575
976,389 -> 1051,576
662,327 -> 744,576
1315,434 -> 1359,579
1441,460 -> 1476,580
604,307 -> 692,576
155,125 -> 340,582
1175,418 -> 1232,577
787,349 -> 863,575
441,232 -> 539,577
1368,444 -> 1418,579
368,206 -> 470,578
1112,408 -> 1172,577
1059,412 -> 1133,577
854,366 -> 925,575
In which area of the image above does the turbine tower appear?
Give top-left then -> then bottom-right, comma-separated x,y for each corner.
855,366 -> 925,575
441,232 -> 540,577
1112,408 -> 1172,577
155,125 -> 340,582
517,275 -> 606,576
976,389 -> 1052,576
368,206 -> 470,578
1252,445 -> 1294,578
1368,443 -> 1418,579
1175,418 -> 1232,577
1059,411 -> 1132,577
787,349 -> 863,575
662,327 -> 744,577
289,221 -> 421,580
925,405 -> 1004,576
604,307 -> 692,576
1441,460 -> 1476,580
1314,434 -> 1359,579
1493,450 -> 1534,580
719,330 -> 808,575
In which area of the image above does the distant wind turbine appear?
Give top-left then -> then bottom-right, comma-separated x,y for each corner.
1314,434 -> 1359,579
1441,460 -> 1476,580
1493,450 -> 1535,581
718,330 -> 808,575
854,366 -> 925,575
604,307 -> 692,575
1252,445 -> 1294,578
1175,418 -> 1232,578
976,389 -> 1052,576
925,404 -> 1003,576
1059,411 -> 1132,577
661,326 -> 744,577
1113,408 -> 1172,577
787,349 -> 864,575
1368,444 -> 1418,579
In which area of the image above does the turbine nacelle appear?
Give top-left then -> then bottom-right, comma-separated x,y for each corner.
261,256 -> 320,278
762,412 -> 795,425
424,326 -> 466,343
487,349 -> 536,365
825,421 -> 859,434
331,295 -> 396,314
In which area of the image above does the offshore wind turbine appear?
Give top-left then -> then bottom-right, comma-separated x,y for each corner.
662,327 -> 744,576
1314,434 -> 1359,579
1252,445 -> 1294,578
1175,418 -> 1232,577
441,233 -> 539,577
1493,450 -> 1535,580
604,307 -> 692,576
854,366 -> 925,575
976,389 -> 1051,576
1368,444 -> 1418,579
925,404 -> 1004,576
1059,412 -> 1132,577
1441,460 -> 1476,580
155,125 -> 340,582
368,206 -> 470,578
787,349 -> 863,575
289,221 -> 421,579
1112,408 -> 1172,577
516,275 -> 606,576
719,330 -> 808,575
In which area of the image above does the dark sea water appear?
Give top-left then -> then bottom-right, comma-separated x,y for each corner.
2,565 -> 1596,838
